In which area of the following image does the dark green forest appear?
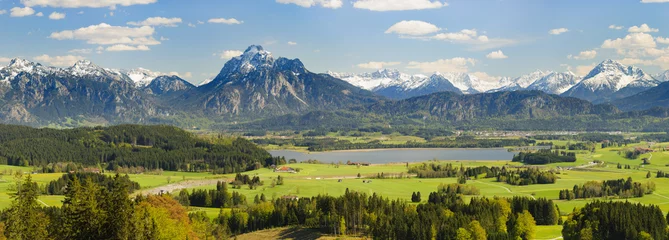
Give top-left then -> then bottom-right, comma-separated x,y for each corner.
0,124 -> 274,173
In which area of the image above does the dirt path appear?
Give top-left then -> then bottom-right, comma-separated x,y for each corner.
37,199 -> 49,207
134,178 -> 230,196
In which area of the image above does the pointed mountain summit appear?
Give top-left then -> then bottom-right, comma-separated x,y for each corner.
562,59 -> 659,103
178,45 -> 380,116
526,71 -> 580,94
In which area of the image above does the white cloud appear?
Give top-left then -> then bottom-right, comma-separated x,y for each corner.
618,58 -> 653,66
641,0 -> 669,2
49,12 -> 65,20
0,57 -> 11,64
160,36 -> 169,41
287,41 -> 297,45
628,24 -> 659,33
385,20 -> 441,36
357,61 -> 401,69
549,28 -> 569,35
168,71 -> 192,78
486,50 -> 508,59
33,54 -> 85,67
565,63 -> 597,76
105,44 -> 150,51
218,50 -> 243,60
188,23 -> 196,28
197,21 -> 204,24
353,0 -> 447,11
656,37 -> 669,44
50,23 -> 160,47
406,58 -> 476,73
568,50 -> 597,60
276,0 -> 343,9
471,72 -> 502,82
68,48 -> 93,54
609,25 -> 624,30
208,18 -> 243,25
35,12 -> 43,17
77,11 -> 84,14
0,10 -> 6,15
601,32 -> 656,50
128,17 -> 182,27
21,0 -> 157,8
430,29 -> 515,50
10,7 -> 35,17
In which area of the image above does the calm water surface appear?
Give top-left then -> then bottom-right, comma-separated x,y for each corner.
269,148 -> 516,164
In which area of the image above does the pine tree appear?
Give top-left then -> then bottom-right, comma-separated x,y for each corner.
104,174 -> 133,240
4,175 -> 50,240
468,220 -> 487,240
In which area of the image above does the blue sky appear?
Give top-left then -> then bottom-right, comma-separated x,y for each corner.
1,0 -> 668,84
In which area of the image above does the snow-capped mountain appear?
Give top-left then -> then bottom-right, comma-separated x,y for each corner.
490,70 -> 552,93
143,75 -> 195,95
526,71 -> 580,95
655,70 -> 669,81
0,58 -> 57,82
122,68 -> 162,87
562,59 -> 660,102
327,69 -> 424,91
198,76 -> 215,87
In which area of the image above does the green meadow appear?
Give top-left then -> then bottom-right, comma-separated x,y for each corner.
3,141 -> 669,239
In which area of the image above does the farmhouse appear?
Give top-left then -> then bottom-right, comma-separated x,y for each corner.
274,166 -> 296,173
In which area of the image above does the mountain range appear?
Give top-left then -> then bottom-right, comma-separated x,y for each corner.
1,45 -> 669,130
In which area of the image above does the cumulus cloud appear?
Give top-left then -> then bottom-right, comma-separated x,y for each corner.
431,29 -> 516,50
49,23 -> 160,47
601,32 -> 657,50
641,0 -> 669,2
407,58 -> 476,73
168,71 -> 192,78
657,37 -> 669,44
385,20 -> 441,36
49,12 -> 66,20
33,54 -> 85,67
21,0 -> 157,9
105,44 -> 150,51
276,0 -> 343,9
68,49 -> 93,54
568,50 -> 597,60
0,10 -> 6,15
549,28 -> 569,35
0,57 -> 11,64
486,50 -> 508,59
287,41 -> 297,45
10,7 -> 35,17
628,24 -> 659,33
208,18 -> 243,25
609,25 -> 624,30
356,61 -> 401,69
353,0 -> 447,11
127,17 -> 182,27
218,50 -> 244,60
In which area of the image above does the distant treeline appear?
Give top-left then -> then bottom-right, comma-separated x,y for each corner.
408,163 -> 501,179
512,149 -> 576,164
497,168 -> 557,185
45,172 -> 140,195
0,124 -> 275,173
253,136 -> 535,151
558,177 -> 655,200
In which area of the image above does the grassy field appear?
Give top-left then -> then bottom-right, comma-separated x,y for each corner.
3,140 -> 669,239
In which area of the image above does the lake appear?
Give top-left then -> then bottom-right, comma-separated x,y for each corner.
269,148 -> 517,164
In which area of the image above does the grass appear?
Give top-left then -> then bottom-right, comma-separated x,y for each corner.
3,140 -> 669,238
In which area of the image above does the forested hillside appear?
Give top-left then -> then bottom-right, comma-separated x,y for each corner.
0,124 -> 273,173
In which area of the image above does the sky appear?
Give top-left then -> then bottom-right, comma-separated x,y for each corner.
0,0 -> 669,84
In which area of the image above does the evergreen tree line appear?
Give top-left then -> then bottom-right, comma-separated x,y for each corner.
45,172 -> 140,195
408,163 -> 501,179
558,177 -> 655,200
496,168 -> 557,186
512,150 -> 576,164
562,201 -> 667,240
0,124 -> 274,174
438,183 -> 480,195
175,181 -> 248,208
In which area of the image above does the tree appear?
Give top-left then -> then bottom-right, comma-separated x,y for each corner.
468,220 -> 487,240
4,175 -> 50,240
647,171 -> 652,179
512,210 -> 536,240
456,228 -> 472,240
104,174 -> 133,240
61,176 -> 106,239
339,217 -> 346,236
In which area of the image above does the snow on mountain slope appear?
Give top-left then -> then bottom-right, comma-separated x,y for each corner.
0,58 -> 57,82
655,70 -> 669,81
562,59 -> 659,102
526,71 -> 580,94
123,68 -> 162,87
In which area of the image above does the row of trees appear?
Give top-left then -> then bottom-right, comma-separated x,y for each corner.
558,177 -> 655,200
408,163 -> 501,179
45,172 -> 140,195
512,150 -> 576,165
562,201 -> 667,240
496,168 -> 557,186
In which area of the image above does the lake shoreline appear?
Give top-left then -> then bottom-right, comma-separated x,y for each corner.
275,147 -> 510,154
